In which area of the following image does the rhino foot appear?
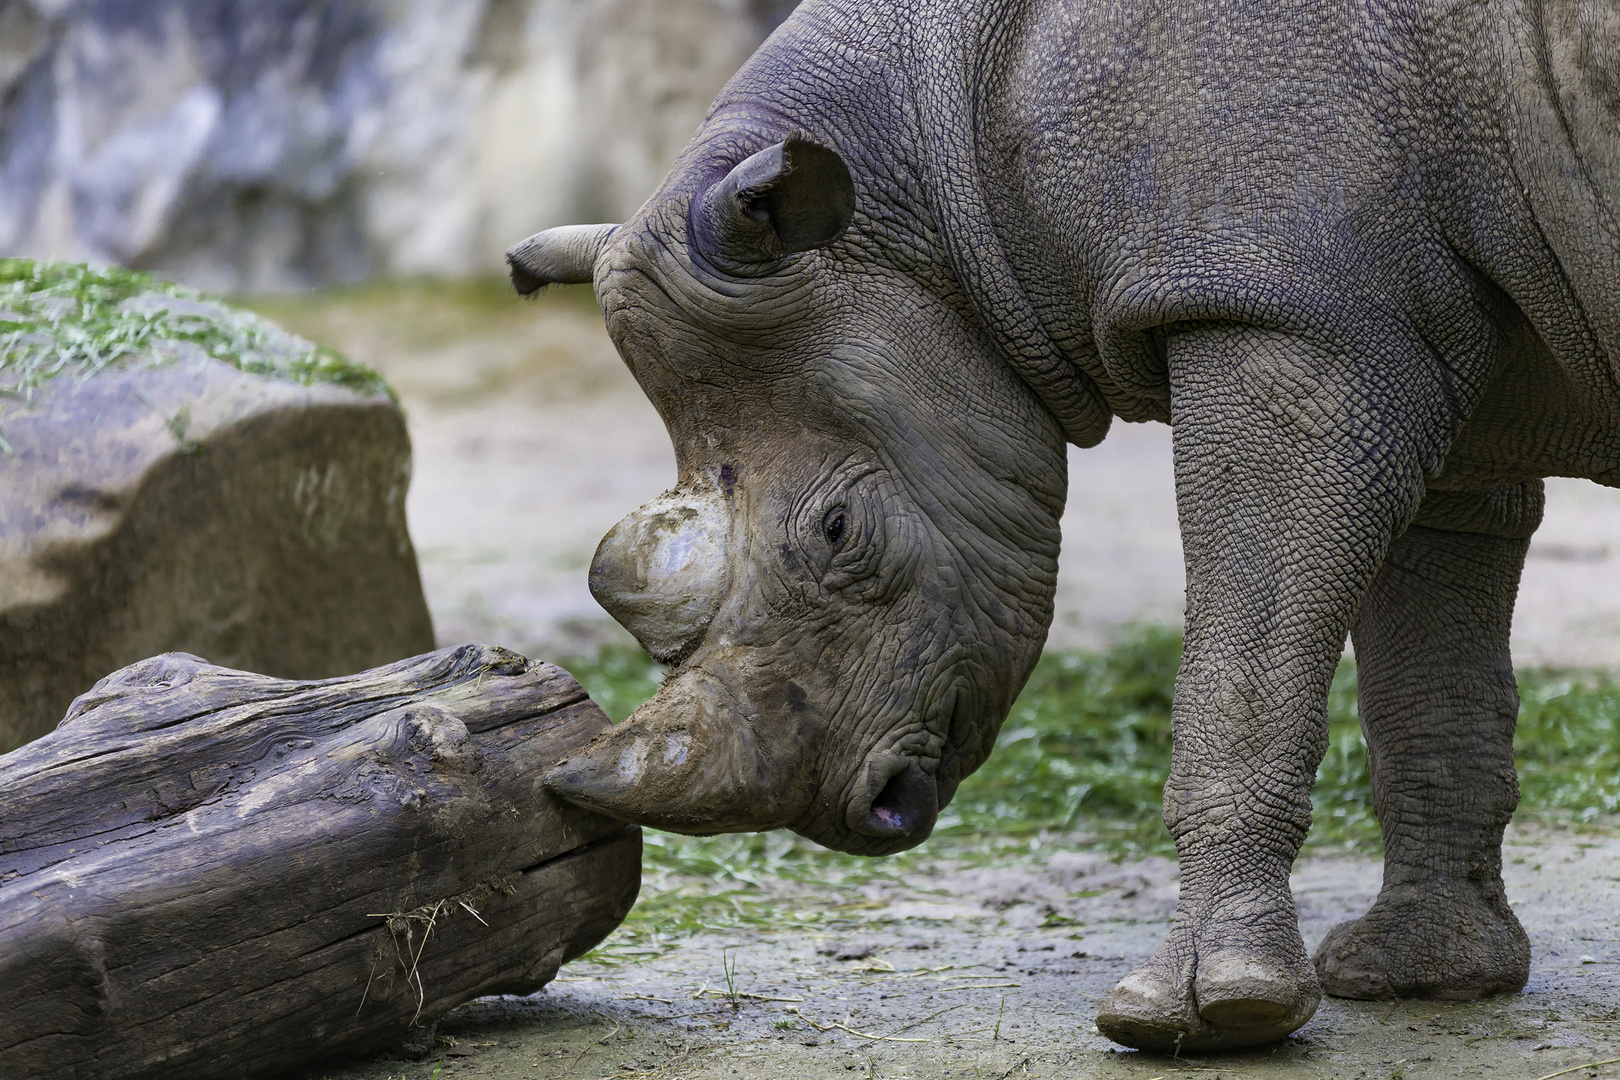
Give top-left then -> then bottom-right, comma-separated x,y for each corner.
1314,880 -> 1530,1001
1097,933 -> 1319,1052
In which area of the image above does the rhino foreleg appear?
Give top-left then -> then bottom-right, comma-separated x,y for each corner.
1097,323 -> 1441,1052
1315,490 -> 1538,1000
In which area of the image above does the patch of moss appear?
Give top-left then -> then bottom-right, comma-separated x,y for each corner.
0,260 -> 391,406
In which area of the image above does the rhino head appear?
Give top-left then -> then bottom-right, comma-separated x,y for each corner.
510,123 -> 1073,856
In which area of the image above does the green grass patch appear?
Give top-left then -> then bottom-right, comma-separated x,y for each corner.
239,276 -> 601,354
566,644 -> 667,726
241,274 -> 599,324
564,628 -> 1373,862
1516,672 -> 1620,821
0,259 -> 389,411
564,628 -> 1620,953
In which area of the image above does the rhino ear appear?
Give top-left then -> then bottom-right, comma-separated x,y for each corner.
505,223 -> 618,295
694,135 -> 855,264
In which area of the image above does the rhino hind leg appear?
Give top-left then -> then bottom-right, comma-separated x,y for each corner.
1316,501 -> 1539,1001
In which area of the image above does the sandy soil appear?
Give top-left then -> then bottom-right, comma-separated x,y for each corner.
260,286 -> 1620,1080
299,824 -> 1620,1080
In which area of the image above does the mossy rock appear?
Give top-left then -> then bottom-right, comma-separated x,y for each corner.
0,261 -> 435,751
0,259 -> 388,413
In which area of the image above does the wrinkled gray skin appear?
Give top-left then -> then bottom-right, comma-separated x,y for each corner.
509,0 -> 1620,1055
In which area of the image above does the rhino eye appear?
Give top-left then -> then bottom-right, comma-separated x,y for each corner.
823,509 -> 847,550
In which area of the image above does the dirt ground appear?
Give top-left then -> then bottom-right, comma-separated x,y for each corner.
260,284 -> 1620,1080
301,824 -> 1620,1080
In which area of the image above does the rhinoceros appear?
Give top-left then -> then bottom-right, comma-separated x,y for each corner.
506,0 -> 1620,1053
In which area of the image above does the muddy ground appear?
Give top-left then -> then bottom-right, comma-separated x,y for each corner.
256,283 -> 1620,1080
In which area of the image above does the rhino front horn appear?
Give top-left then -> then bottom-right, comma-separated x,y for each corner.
544,666 -> 812,833
505,223 -> 617,295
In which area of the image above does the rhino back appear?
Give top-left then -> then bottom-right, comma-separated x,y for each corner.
897,0 -> 1616,477
970,3 -> 1504,395
693,0 -> 1619,472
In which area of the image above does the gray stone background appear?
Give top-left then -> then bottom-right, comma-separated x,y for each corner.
6,0 -> 1620,669
0,0 -> 795,290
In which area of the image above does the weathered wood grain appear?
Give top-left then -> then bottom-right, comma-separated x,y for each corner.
0,644 -> 641,1080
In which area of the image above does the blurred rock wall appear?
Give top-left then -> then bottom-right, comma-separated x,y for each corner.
0,0 -> 794,291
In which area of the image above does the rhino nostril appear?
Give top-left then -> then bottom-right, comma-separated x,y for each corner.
860,761 -> 939,838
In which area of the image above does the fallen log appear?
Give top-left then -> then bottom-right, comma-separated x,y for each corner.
0,644 -> 641,1080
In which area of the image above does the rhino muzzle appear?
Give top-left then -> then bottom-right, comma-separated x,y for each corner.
589,481 -> 733,663
849,753 -> 940,842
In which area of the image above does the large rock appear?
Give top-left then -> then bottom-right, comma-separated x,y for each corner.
0,0 -> 797,291
0,261 -> 435,750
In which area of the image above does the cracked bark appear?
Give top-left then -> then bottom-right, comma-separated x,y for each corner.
0,644 -> 641,1080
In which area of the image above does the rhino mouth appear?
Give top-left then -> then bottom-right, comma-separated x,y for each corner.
846,753 -> 939,845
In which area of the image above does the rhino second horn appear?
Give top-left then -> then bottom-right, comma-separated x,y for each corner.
589,486 -> 732,663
